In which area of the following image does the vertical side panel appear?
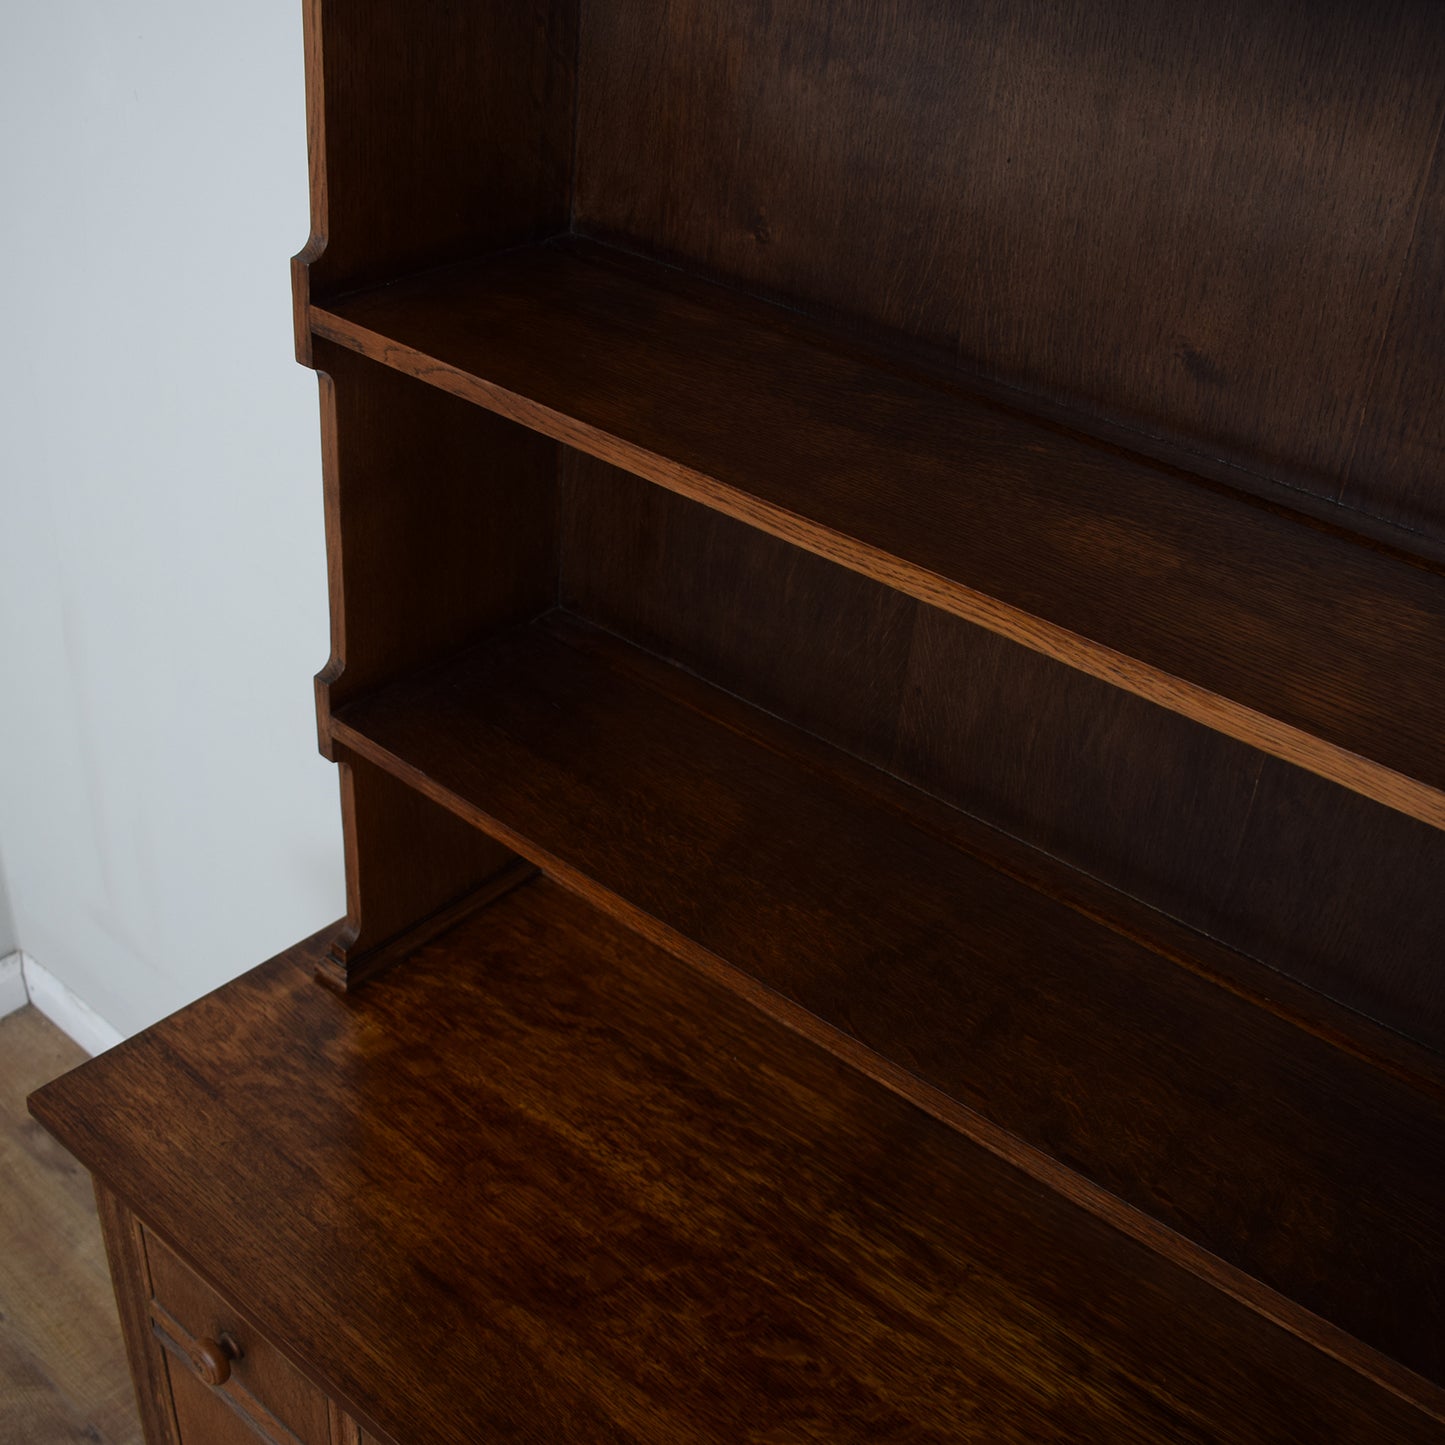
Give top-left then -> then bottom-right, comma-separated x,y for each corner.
329,1399 -> 365,1445
326,750 -> 527,989
296,0 -> 578,311
304,174 -> 563,986
313,339 -> 561,752
93,1183 -> 182,1445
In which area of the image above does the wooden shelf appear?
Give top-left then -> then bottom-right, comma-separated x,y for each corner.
31,9 -> 1443,1443
330,612 -> 1445,1390
312,239 -> 1445,830
29,883 -> 1444,1444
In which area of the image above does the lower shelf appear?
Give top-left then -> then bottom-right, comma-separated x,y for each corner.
329,610 -> 1445,1389
30,883 -> 1443,1443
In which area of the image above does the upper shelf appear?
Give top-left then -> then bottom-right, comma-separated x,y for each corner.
311,238 -> 1445,830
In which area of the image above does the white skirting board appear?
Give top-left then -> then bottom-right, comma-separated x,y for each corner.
0,950 -> 124,1056
0,953 -> 26,1020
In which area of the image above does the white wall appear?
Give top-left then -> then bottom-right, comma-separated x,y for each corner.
0,3 -> 346,1037
0,849 -> 16,960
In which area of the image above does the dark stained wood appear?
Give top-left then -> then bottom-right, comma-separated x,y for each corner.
291,0 -> 323,367
95,1185 -> 181,1445
28,886 -> 1445,1442
292,0 -> 576,321
562,457 -> 1445,1046
1203,759 -> 1445,1045
893,606 -> 1262,944
331,1403 -> 363,1445
558,595 -> 1445,1094
163,1363 -> 281,1445
330,611 -> 1445,1387
561,450 -> 920,765
145,1227 -> 335,1444
893,604 -> 1445,1046
307,339 -> 558,987
325,750 -> 520,988
60,4 -> 1445,1441
1340,129 -> 1445,537
311,340 -> 560,754
575,0 -> 1445,542
312,239 -> 1445,829
175,1337 -> 232,1390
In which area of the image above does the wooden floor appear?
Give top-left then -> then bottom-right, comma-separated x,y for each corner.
0,1007 -> 141,1444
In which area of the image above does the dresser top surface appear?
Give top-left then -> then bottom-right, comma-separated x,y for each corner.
30,878 -> 1441,1443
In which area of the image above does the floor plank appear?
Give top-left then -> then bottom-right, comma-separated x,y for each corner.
0,1007 -> 142,1445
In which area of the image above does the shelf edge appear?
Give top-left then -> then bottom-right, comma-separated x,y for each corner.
311,305 -> 1445,833
327,706 -> 1445,1422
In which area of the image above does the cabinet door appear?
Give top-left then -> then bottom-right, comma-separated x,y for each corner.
164,1359 -> 297,1445
143,1226 -> 336,1445
94,1183 -> 357,1445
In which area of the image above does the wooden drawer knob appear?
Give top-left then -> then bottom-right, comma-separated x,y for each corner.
188,1332 -> 240,1387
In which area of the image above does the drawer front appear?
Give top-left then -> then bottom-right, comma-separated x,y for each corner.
143,1225 -> 336,1445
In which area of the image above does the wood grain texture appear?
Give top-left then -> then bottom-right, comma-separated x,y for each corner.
1202,759 -> 1445,1042
1340,119 -> 1445,536
576,0 -> 1445,540
293,0 -> 576,309
329,612 -> 1445,1386
29,886 -> 1445,1442
0,1335 -> 130,1445
893,605 -> 1262,934
331,1401 -> 363,1445
95,1184 -> 179,1445
892,603 -> 1445,1045
145,1227 -> 335,1445
327,749 -> 519,987
312,239 -> 1445,829
0,1011 -> 145,1445
560,449 -> 920,764
561,456 -> 1445,1046
163,1362 -> 283,1445
161,1352 -> 302,1445
311,339 -> 560,752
